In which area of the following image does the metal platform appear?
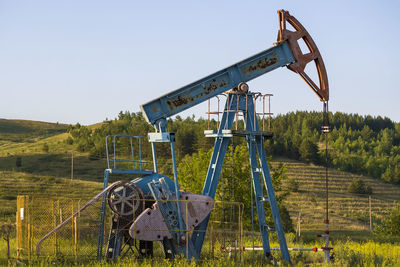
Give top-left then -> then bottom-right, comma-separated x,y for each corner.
204,129 -> 273,139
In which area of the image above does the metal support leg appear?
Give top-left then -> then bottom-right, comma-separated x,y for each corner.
191,94 -> 237,255
255,137 -> 291,263
244,94 -> 291,263
151,142 -> 158,173
247,136 -> 272,258
148,178 -> 198,259
192,136 -> 231,255
169,137 -> 185,237
169,137 -> 198,258
97,169 -> 110,260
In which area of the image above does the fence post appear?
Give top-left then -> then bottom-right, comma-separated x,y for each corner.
16,196 -> 26,259
240,203 -> 243,263
52,200 -> 56,255
28,197 -> 31,260
296,211 -> 301,238
74,216 -> 78,261
211,217 -> 214,258
369,195 -> 373,231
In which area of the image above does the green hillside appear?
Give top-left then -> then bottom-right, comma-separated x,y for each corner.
0,119 -> 105,222
0,119 -> 107,182
272,160 -> 400,238
0,117 -> 399,242
0,171 -> 102,220
0,118 -> 68,143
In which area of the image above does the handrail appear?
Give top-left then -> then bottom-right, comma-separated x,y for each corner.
106,135 -> 147,170
36,180 -> 124,256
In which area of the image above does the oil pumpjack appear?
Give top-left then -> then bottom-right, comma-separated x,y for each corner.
97,10 -> 330,263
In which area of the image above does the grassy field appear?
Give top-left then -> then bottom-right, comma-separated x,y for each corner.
271,160 -> 400,239
0,171 -> 103,220
1,118 -> 399,227
0,118 -> 399,265
0,118 -> 68,144
2,237 -> 400,266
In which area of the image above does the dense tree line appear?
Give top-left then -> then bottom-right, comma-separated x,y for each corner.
66,110 -> 399,230
67,111 -> 400,185
267,111 -> 400,184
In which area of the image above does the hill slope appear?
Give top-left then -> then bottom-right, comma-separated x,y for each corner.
0,118 -> 68,142
272,160 -> 400,236
0,171 -> 102,220
1,117 -> 399,240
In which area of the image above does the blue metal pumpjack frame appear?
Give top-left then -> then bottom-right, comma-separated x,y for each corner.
138,41 -> 296,263
98,40 -> 296,263
97,135 -> 153,260
191,93 -> 291,263
94,12 -> 330,261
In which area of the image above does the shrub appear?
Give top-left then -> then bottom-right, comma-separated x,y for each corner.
65,136 -> 74,145
299,139 -> 319,163
16,156 -> 22,168
347,178 -> 372,195
42,142 -> 49,152
286,177 -> 299,192
0,222 -> 15,259
374,204 -> 400,237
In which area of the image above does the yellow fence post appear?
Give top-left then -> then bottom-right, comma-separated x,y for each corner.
16,196 -> 23,258
74,216 -> 78,261
27,197 -> 31,260
16,195 -> 31,259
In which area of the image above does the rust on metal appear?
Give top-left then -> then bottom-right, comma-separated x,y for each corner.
167,95 -> 189,108
166,74 -> 229,111
242,53 -> 279,75
277,10 -> 329,101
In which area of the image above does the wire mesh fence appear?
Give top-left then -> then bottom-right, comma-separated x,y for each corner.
14,191 -> 400,265
16,195 -> 243,262
285,192 -> 399,236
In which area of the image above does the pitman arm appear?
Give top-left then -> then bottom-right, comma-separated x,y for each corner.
140,10 -> 329,131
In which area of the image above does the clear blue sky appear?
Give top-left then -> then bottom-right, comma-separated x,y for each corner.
1,1 -> 399,125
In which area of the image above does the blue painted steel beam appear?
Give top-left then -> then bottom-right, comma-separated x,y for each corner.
247,136 -> 272,256
140,42 -> 294,127
244,96 -> 272,257
191,94 -> 238,255
244,95 -> 290,262
148,178 -> 198,259
97,169 -> 110,260
169,135 -> 186,243
255,136 -> 291,262
106,169 -> 153,175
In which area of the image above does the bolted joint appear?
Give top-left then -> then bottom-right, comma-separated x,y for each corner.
237,82 -> 249,94
179,235 -> 186,245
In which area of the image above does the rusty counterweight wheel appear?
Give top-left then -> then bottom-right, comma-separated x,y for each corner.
277,10 -> 329,102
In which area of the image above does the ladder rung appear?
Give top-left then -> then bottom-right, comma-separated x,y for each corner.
263,225 -> 275,231
258,196 -> 269,202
